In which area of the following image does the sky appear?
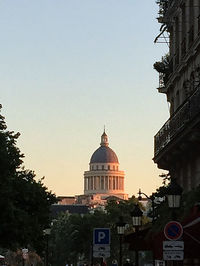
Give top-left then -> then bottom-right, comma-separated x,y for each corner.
0,0 -> 169,198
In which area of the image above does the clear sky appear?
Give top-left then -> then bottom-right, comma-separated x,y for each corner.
1,0 -> 169,198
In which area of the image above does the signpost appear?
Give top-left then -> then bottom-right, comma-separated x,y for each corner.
163,221 -> 184,261
163,251 -> 184,260
93,228 -> 110,245
93,246 -> 110,252
93,228 -> 110,258
93,251 -> 110,258
164,221 -> 183,241
163,241 -> 184,251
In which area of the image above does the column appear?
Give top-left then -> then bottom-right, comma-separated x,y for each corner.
109,177 -> 112,190
94,176 -> 96,190
91,176 -> 94,190
105,176 -> 108,190
103,176 -> 105,190
88,177 -> 91,190
84,177 -> 87,191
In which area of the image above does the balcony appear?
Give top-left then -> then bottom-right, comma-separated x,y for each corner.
154,83 -> 200,159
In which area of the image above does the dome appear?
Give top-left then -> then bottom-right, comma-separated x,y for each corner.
90,146 -> 119,164
90,131 -> 119,164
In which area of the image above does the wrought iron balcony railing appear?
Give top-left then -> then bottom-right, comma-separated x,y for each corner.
154,83 -> 200,157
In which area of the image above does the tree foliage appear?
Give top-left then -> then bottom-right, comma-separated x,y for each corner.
48,197 -> 145,266
0,104 -> 56,252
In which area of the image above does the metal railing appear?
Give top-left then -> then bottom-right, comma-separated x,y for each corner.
154,83 -> 200,157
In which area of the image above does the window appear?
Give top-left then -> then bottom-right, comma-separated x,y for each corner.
188,0 -> 194,46
96,165 -> 98,170
108,165 -> 110,170
102,165 -> 104,170
198,1 -> 200,35
198,14 -> 200,34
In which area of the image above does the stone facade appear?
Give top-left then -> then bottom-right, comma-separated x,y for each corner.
154,0 -> 200,192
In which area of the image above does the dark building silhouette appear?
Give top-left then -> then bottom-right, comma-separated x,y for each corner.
154,0 -> 200,192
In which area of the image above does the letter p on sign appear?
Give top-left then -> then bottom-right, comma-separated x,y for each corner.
98,232 -> 106,242
94,228 -> 110,245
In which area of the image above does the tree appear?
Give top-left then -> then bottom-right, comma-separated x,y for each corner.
0,104 -> 56,252
48,198 -> 144,266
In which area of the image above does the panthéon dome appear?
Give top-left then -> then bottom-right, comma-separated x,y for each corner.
90,131 -> 119,164
84,130 -> 127,200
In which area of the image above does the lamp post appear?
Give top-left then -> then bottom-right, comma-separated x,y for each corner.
43,228 -> 51,266
166,178 -> 182,209
131,204 -> 143,266
138,189 -> 155,223
116,216 -> 126,266
166,179 -> 183,265
166,178 -> 182,223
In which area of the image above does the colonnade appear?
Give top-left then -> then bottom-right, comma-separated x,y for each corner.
84,175 -> 124,192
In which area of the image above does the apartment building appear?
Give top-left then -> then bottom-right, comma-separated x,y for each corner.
154,0 -> 200,191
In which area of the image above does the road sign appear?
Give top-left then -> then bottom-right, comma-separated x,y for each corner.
93,228 -> 110,245
163,250 -> 184,261
93,251 -> 110,258
164,221 -> 183,240
163,241 -> 184,251
93,245 -> 110,252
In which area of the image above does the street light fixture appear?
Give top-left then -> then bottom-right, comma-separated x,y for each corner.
131,204 -> 143,227
116,216 -> 126,266
166,178 -> 183,208
138,189 -> 155,222
131,204 -> 143,266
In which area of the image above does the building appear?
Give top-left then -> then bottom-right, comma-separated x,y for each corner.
152,1 -> 200,265
50,204 -> 89,218
154,0 -> 200,191
55,130 -> 128,211
57,196 -> 76,205
82,130 -> 128,206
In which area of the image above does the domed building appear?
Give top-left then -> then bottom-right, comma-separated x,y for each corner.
83,131 -> 128,203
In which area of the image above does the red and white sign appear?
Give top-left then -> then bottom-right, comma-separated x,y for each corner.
164,221 -> 183,241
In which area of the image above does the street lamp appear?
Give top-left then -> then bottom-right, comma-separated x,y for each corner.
138,189 -> 155,222
166,178 -> 182,208
116,216 -> 126,266
131,204 -> 143,266
43,228 -> 51,266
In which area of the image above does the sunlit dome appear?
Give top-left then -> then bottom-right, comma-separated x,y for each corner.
90,131 -> 119,164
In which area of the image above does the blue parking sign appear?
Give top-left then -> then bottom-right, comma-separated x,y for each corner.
93,228 -> 110,245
